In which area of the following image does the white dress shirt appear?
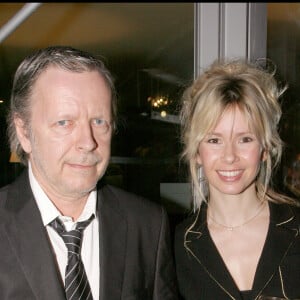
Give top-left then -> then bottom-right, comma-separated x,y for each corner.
28,163 -> 100,299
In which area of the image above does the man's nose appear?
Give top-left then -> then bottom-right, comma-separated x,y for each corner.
75,123 -> 97,152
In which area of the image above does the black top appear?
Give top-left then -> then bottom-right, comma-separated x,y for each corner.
240,290 -> 252,300
175,202 -> 300,299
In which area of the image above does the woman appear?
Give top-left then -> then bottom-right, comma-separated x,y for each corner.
175,59 -> 300,300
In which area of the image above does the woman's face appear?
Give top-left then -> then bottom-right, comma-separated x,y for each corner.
196,106 -> 265,198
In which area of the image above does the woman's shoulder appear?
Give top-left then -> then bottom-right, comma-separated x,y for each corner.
175,210 -> 205,240
290,202 -> 300,219
269,201 -> 300,228
175,213 -> 195,233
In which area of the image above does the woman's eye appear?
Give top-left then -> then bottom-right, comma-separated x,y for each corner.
240,136 -> 253,143
207,138 -> 220,144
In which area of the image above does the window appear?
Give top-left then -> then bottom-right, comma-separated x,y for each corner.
0,3 -> 194,213
267,3 -> 300,199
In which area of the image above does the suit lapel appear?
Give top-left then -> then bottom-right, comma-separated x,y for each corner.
97,185 -> 127,300
185,207 -> 242,300
251,202 -> 298,299
4,171 -> 65,300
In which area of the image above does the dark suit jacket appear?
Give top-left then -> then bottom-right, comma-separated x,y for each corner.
175,202 -> 300,300
0,170 -> 179,300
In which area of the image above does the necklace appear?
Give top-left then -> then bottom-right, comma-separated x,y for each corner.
208,201 -> 266,231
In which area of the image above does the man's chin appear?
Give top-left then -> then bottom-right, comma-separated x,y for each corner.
64,180 -> 98,195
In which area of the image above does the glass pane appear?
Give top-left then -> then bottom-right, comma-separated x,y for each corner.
0,3 -> 194,213
267,3 -> 300,199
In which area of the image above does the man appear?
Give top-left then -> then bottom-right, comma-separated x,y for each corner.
0,46 -> 179,299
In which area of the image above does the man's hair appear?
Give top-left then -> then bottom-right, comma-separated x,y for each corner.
7,45 -> 117,165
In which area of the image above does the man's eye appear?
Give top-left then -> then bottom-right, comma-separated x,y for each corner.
57,120 -> 69,126
93,119 -> 106,126
92,119 -> 110,134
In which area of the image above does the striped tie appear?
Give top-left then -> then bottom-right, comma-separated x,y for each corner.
50,215 -> 95,300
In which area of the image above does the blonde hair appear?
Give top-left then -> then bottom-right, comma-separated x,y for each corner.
180,59 -> 297,211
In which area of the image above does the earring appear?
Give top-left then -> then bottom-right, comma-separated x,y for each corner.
197,165 -> 208,198
197,165 -> 205,182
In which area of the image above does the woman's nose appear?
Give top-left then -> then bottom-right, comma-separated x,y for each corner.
221,143 -> 238,164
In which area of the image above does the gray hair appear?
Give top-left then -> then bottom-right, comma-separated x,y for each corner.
7,45 -> 117,165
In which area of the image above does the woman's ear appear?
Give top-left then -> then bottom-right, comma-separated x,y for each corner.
196,152 -> 202,165
261,148 -> 267,162
14,116 -> 32,154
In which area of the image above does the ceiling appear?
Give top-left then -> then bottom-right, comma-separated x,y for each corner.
0,3 -> 193,54
1,3 -> 299,109
1,3 -> 300,59
0,3 -> 194,98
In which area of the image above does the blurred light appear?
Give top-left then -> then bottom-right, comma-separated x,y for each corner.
148,95 -> 172,109
160,110 -> 167,117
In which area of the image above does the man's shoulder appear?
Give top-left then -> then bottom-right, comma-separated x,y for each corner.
99,184 -> 162,208
98,184 -> 164,217
0,170 -> 28,202
0,184 -> 9,205
0,183 -> 9,193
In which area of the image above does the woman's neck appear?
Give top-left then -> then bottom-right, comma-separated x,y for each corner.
207,192 -> 265,229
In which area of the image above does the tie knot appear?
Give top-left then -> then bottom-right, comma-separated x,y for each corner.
49,214 -> 95,256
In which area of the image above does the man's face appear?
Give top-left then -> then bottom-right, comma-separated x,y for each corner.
16,66 -> 112,200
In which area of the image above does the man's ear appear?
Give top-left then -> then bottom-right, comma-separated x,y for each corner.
14,116 -> 32,154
